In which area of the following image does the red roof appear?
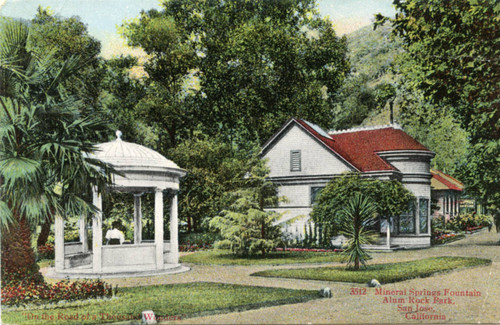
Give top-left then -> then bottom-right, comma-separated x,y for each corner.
295,119 -> 431,172
431,169 -> 464,191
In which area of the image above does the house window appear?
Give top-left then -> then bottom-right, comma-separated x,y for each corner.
310,187 -> 325,205
398,200 -> 415,234
290,150 -> 301,171
419,198 -> 429,233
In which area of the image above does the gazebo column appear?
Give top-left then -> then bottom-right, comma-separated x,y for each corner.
79,214 -> 88,252
169,190 -> 179,264
134,194 -> 143,244
154,188 -> 164,269
54,213 -> 64,272
92,186 -> 102,272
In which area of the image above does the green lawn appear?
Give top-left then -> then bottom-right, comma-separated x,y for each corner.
37,259 -> 54,269
180,249 -> 344,265
252,256 -> 491,284
2,282 -> 319,325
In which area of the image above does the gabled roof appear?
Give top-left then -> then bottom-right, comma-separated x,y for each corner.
431,169 -> 464,191
262,118 -> 432,172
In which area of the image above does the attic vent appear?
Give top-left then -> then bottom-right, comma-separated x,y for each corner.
290,150 -> 301,171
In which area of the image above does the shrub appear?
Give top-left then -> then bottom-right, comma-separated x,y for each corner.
37,243 -> 55,260
179,232 -> 220,251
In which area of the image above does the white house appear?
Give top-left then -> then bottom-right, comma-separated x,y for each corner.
261,118 -> 435,249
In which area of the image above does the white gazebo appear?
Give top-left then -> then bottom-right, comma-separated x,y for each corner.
50,131 -> 189,278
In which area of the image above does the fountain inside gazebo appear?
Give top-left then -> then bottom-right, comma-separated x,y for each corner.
48,131 -> 189,278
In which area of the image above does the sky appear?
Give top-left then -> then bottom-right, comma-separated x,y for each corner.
0,0 -> 395,58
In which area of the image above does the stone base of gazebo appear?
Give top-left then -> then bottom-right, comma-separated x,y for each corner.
46,263 -> 190,279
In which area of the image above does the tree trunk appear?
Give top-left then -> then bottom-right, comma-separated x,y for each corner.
1,213 -> 44,285
355,255 -> 360,270
261,221 -> 265,256
187,215 -> 192,233
36,215 -> 53,247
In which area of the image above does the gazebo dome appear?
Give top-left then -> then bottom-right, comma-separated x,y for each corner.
93,131 -> 181,170
90,131 -> 186,192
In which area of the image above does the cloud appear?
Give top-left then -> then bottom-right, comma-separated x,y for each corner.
99,31 -> 147,60
332,17 -> 372,35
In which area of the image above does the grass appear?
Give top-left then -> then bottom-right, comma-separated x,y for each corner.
2,282 -> 319,325
180,249 -> 344,265
252,256 -> 491,284
37,259 -> 54,269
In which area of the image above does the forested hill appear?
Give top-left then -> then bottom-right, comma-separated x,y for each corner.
331,24 -> 402,129
347,24 -> 402,87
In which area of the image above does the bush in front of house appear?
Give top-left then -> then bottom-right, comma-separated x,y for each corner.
311,173 -> 414,236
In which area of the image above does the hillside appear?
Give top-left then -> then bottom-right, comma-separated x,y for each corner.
347,24 -> 402,86
331,24 -> 403,129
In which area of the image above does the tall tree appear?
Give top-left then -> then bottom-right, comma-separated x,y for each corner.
376,0 -> 499,207
122,0 -> 349,148
209,158 -> 283,256
0,18 -> 111,284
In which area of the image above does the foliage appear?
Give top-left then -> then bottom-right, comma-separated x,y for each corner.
1,279 -> 112,307
339,193 -> 378,270
2,282 -> 318,324
331,74 -> 377,129
180,249 -> 343,266
311,173 -> 414,233
400,103 -> 470,175
29,7 -> 104,109
377,0 -> 500,206
252,256 -> 491,283
209,160 -> 283,256
433,214 -> 493,234
168,136 -> 255,232
99,55 -> 151,147
121,0 -> 350,148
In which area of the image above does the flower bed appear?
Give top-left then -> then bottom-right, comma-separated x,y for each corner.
465,225 -> 484,233
1,279 -> 113,307
431,233 -> 465,245
37,243 -> 55,260
276,247 -> 343,253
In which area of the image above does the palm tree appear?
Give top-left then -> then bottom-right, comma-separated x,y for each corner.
0,18 -> 111,284
339,193 -> 378,270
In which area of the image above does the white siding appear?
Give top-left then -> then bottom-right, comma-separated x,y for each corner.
389,160 -> 430,174
277,185 -> 311,207
263,124 -> 353,178
403,183 -> 431,198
